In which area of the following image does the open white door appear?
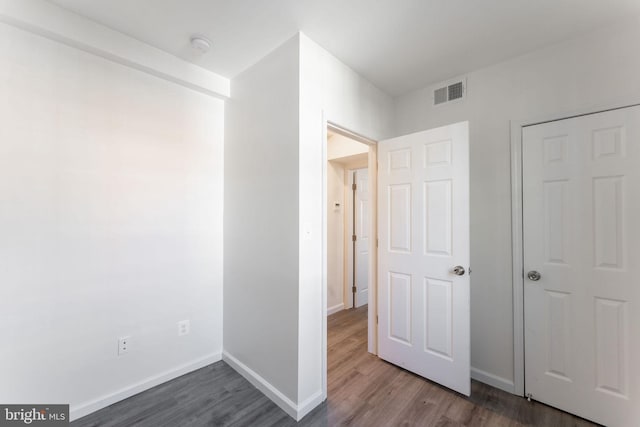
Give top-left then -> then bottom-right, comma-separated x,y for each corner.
378,122 -> 470,395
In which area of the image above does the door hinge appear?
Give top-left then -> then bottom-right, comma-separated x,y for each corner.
352,234 -> 357,242
352,183 -> 357,191
376,315 -> 379,324
352,286 -> 357,293
376,238 -> 379,248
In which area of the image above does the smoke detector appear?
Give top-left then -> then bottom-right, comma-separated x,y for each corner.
190,35 -> 212,53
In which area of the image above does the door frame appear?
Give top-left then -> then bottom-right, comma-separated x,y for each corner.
322,116 -> 378,400
510,100 -> 640,397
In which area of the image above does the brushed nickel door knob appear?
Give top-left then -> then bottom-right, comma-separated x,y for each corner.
452,266 -> 466,276
527,271 -> 541,281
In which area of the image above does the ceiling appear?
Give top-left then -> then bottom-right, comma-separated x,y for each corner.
49,0 -> 640,96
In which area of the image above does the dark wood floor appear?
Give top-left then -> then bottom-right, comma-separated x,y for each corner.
72,306 -> 597,426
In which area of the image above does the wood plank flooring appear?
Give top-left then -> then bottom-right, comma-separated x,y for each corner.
72,306 -> 598,426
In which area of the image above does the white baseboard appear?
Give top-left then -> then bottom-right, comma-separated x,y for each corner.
70,352 -> 222,421
222,351 -> 298,419
327,303 -> 345,316
222,351 -> 323,421
471,366 -> 515,394
297,390 -> 324,420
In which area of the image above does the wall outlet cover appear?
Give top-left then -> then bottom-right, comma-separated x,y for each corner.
118,336 -> 130,356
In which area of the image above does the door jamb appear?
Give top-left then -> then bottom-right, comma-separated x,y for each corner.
510,100 -> 640,398
509,119 -> 526,397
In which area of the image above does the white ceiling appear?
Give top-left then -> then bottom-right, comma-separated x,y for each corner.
49,0 -> 640,96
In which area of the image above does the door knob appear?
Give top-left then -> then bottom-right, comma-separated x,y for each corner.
452,266 -> 465,276
527,271 -> 541,281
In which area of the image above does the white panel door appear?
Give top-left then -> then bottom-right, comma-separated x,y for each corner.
378,122 -> 470,396
355,169 -> 369,307
523,106 -> 640,427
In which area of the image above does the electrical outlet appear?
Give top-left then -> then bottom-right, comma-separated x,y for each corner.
118,336 -> 130,356
178,320 -> 190,336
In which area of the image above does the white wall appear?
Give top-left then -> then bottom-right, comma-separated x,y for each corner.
298,33 -> 394,413
394,16 -> 640,391
223,36 -> 301,407
224,32 -> 392,420
0,22 -> 224,420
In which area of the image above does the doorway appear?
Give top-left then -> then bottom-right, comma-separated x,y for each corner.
322,120 -> 472,403
326,128 -> 373,314
514,104 -> 640,426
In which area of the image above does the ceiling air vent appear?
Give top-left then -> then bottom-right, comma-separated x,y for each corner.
433,79 -> 466,106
